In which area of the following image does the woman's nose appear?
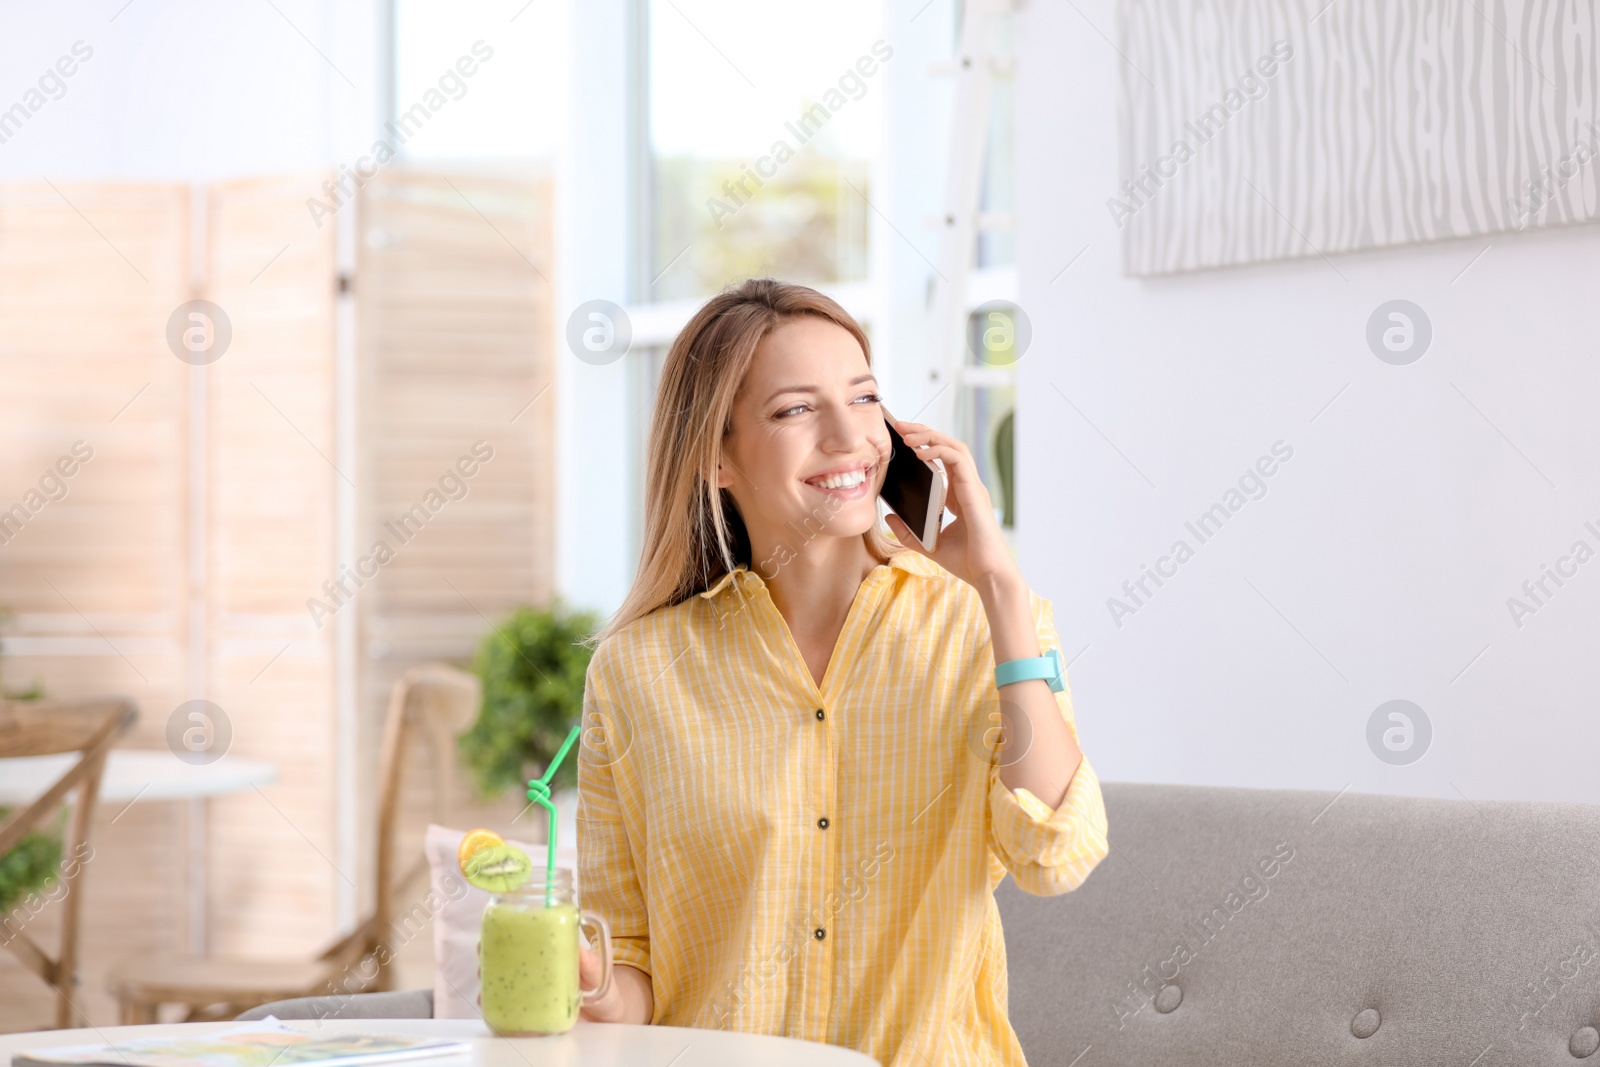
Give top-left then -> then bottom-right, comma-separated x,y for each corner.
818,404 -> 868,451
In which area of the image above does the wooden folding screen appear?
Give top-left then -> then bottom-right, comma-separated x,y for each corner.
202,176 -> 341,957
353,170 -> 556,921
0,181 -> 192,1028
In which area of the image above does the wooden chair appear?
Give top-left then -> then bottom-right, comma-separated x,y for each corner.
0,696 -> 138,1029
107,664 -> 481,1023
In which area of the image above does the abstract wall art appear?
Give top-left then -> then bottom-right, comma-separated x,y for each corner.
1114,0 -> 1600,276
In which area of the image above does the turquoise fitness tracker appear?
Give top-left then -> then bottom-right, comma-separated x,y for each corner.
993,647 -> 1065,693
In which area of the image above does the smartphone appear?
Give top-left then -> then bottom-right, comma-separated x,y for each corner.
878,406 -> 948,552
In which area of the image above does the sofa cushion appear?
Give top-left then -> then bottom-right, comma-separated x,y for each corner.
999,782 -> 1600,1066
235,988 -> 434,1021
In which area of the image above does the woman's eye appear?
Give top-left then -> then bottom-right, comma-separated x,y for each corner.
775,393 -> 879,418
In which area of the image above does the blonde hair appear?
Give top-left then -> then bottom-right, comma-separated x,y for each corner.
590,279 -> 903,647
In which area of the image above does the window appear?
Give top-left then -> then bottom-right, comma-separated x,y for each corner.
963,305 -> 1018,528
976,14 -> 1015,270
646,0 -> 883,299
960,7 -> 1018,529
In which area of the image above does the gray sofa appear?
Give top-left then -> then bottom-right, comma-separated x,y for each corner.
238,989 -> 434,1022
1001,782 -> 1600,1066
244,782 -> 1600,1066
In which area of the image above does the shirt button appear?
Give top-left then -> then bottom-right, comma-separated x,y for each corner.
817,817 -> 829,830
814,927 -> 826,940
815,708 -> 825,721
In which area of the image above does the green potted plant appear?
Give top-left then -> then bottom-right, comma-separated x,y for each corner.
459,601 -> 600,802
0,807 -> 67,920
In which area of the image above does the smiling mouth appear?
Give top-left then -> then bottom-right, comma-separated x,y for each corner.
804,463 -> 874,492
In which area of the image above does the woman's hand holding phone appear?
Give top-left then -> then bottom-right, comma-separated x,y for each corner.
882,418 -> 1022,594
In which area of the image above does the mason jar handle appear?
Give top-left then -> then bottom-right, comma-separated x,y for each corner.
579,909 -> 613,1005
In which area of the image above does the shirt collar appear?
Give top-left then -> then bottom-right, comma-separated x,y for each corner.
696,550 -> 942,600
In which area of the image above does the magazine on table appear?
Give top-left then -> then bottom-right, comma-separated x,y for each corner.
11,1019 -> 470,1067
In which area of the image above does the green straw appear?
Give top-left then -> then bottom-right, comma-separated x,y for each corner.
527,724 -> 582,901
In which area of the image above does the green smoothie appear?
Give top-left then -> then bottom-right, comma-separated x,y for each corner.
480,901 -> 582,1034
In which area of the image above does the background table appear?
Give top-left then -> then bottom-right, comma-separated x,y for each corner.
0,751 -> 279,806
0,1018 -> 881,1067
0,749 -> 279,952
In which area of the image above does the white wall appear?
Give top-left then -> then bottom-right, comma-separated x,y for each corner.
0,2 -> 382,181
1015,0 -> 1600,805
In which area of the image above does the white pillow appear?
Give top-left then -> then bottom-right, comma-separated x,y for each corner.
423,823 -> 579,1019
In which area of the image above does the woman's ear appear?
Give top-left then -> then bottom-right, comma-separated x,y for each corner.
715,460 -> 735,489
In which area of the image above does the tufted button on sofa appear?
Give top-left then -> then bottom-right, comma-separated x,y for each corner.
998,782 -> 1600,1067
1572,1026 -> 1600,1058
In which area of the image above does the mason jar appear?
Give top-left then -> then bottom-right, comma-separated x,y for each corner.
478,868 -> 613,1035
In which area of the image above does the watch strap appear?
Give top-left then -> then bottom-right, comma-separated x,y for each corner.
994,647 -> 1065,693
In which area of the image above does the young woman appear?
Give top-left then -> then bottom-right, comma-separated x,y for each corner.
574,279 -> 1108,1066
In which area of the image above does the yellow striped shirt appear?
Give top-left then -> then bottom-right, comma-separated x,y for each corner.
576,549 -> 1109,1066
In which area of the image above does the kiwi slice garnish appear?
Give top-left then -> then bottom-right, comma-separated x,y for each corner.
463,843 -> 534,892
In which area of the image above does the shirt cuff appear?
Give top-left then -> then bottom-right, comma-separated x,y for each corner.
1010,783 -> 1061,823
989,753 -> 1110,894
611,937 -> 652,978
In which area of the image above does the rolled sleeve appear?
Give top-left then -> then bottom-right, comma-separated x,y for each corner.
577,803 -> 652,976
576,651 -> 652,978
989,752 -> 1109,896
985,593 -> 1110,896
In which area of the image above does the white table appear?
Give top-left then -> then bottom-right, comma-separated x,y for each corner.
0,1018 -> 881,1067
0,751 -> 278,805
0,749 -> 279,951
